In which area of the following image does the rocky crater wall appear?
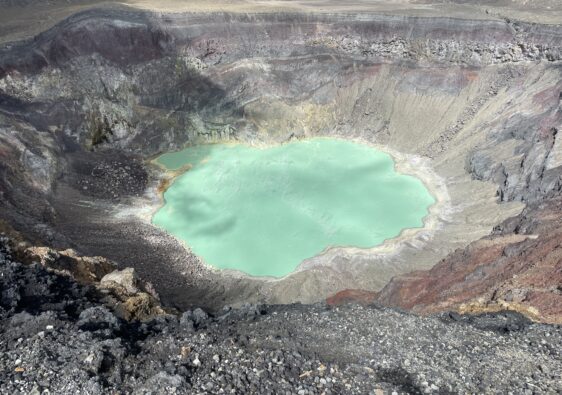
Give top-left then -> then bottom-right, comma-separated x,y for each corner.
0,8 -> 561,311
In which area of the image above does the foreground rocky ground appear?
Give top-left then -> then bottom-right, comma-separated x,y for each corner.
1,237 -> 561,394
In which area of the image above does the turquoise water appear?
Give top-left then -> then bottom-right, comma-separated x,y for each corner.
153,139 -> 435,277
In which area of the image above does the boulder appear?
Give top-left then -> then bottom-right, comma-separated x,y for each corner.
100,268 -> 139,295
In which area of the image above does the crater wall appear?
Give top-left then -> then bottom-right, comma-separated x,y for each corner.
0,8 -> 560,310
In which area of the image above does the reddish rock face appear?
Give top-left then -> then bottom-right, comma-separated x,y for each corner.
326,289 -> 378,307
373,197 -> 562,324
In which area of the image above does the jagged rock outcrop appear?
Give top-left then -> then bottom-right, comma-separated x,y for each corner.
0,233 -> 167,321
99,268 -> 166,320
25,246 -> 115,283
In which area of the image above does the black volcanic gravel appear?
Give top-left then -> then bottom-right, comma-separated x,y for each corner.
0,237 -> 561,394
69,151 -> 149,200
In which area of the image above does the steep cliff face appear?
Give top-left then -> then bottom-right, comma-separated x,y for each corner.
0,8 -> 561,313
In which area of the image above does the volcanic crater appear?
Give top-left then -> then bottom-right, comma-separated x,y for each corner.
1,3 -> 561,317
